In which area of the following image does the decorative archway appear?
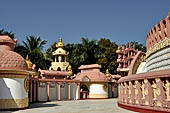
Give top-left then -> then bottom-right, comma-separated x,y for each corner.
57,67 -> 61,71
80,84 -> 89,99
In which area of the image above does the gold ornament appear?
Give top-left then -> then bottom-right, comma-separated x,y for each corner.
24,76 -> 29,92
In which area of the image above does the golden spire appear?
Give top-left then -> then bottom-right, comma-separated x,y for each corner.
105,69 -> 110,77
56,37 -> 64,47
25,55 -> 33,69
168,8 -> 170,16
67,65 -> 73,75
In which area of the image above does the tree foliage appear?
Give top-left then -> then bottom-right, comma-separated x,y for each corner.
0,29 -> 15,39
0,29 -> 146,75
131,41 -> 146,52
50,38 -> 119,74
14,36 -> 48,70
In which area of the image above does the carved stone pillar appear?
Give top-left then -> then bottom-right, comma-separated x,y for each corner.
129,81 -> 135,104
77,83 -> 80,100
47,82 -> 51,101
68,82 -> 71,100
58,82 -> 61,101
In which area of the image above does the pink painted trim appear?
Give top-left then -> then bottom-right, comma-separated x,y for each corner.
118,102 -> 170,113
128,51 -> 145,75
118,69 -> 170,83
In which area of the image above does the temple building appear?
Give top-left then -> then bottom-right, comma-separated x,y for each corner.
117,10 -> 170,113
0,36 -> 29,109
0,36 -> 121,110
74,64 -> 108,99
38,38 -> 76,101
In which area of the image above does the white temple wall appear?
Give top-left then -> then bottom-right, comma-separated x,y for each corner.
76,85 -> 78,100
89,83 -> 108,98
50,86 -> 57,100
71,83 -> 77,100
0,78 -> 27,99
61,83 -> 68,100
38,84 -> 48,101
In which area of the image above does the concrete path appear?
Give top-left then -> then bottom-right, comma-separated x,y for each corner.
0,99 -> 137,113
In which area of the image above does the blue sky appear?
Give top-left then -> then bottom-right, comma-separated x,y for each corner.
0,0 -> 170,49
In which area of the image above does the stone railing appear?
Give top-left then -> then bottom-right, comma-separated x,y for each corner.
118,69 -> 170,113
146,16 -> 170,51
128,51 -> 146,75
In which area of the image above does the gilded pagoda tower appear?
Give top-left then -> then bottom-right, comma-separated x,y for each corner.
49,37 -> 69,71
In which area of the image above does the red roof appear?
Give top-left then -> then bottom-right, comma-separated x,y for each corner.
0,36 -> 28,70
39,69 -> 69,76
78,64 -> 101,70
74,71 -> 107,82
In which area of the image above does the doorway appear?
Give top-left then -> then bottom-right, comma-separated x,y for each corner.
80,84 -> 89,99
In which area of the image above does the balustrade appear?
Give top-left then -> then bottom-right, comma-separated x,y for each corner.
118,69 -> 170,112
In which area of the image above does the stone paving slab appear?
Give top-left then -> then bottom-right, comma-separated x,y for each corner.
0,99 -> 137,113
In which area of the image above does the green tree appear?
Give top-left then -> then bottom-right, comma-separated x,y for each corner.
131,41 -> 146,52
14,36 -> 48,70
0,29 -> 15,39
65,38 -> 98,74
96,38 -> 118,74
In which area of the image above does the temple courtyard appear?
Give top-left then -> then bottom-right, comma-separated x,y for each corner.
0,99 -> 136,113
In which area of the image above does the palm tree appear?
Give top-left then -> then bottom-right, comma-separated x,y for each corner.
23,36 -> 47,52
14,36 -> 48,70
0,29 -> 15,39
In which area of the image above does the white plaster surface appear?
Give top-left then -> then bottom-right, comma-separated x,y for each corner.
136,62 -> 147,74
38,83 -> 78,101
89,84 -> 108,95
71,83 -> 77,100
0,78 -> 27,99
38,85 -> 48,101
146,47 -> 170,72
61,83 -> 68,100
50,87 -> 57,100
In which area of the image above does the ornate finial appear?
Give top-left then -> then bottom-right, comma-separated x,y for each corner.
25,55 -> 33,69
67,65 -> 73,74
168,8 -> 170,16
56,37 -> 64,47
26,55 -> 30,61
59,37 -> 62,42
105,69 -> 110,77
67,65 -> 73,79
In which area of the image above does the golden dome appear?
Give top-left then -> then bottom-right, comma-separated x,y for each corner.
26,55 -> 33,69
56,37 -> 64,48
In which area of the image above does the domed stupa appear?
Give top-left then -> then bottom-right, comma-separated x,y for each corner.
0,36 -> 29,109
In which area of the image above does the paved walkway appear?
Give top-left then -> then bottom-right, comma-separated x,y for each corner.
1,99 -> 137,113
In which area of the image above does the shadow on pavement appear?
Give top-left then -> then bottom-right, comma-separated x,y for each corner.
0,111 -> 12,113
29,102 -> 60,109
